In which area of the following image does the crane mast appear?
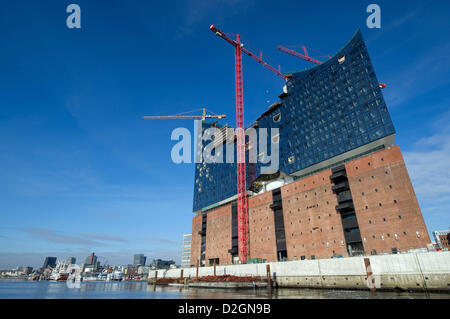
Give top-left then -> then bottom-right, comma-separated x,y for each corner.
211,25 -> 289,263
210,25 -> 251,263
234,34 -> 249,264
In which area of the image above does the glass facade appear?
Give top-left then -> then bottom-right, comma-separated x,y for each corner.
193,30 -> 395,212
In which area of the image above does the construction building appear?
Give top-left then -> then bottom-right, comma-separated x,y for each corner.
190,30 -> 430,266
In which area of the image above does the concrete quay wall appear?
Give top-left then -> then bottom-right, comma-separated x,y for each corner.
149,251 -> 450,292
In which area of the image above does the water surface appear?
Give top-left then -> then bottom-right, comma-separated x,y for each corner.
0,280 -> 448,299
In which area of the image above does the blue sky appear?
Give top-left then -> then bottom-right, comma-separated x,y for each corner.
0,0 -> 449,269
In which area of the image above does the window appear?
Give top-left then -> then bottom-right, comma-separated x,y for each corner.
273,113 -> 281,123
272,133 -> 280,144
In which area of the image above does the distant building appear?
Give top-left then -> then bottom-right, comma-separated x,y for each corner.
133,254 -> 146,266
42,257 -> 57,269
151,259 -> 175,269
83,264 -> 95,273
66,257 -> 76,265
85,253 -> 97,266
137,266 -> 150,275
20,266 -> 33,275
181,234 -> 192,268
433,230 -> 450,250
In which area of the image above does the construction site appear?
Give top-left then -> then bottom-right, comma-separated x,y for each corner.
144,26 -> 432,270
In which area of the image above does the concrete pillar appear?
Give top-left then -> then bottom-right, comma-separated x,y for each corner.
196,260 -> 199,281
364,258 -> 376,292
266,264 -> 271,287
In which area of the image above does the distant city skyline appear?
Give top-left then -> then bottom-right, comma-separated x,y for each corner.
1,1 -> 449,269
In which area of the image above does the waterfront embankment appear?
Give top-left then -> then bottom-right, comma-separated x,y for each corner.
148,251 -> 450,292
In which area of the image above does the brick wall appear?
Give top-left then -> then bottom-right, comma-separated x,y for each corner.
191,146 -> 431,264
205,205 -> 232,265
189,215 -> 202,267
281,169 -> 348,260
346,146 -> 431,254
248,190 -> 277,261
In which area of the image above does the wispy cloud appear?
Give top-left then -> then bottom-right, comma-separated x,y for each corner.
82,233 -> 127,242
367,4 -> 423,44
403,117 -> 450,231
143,237 -> 180,245
173,0 -> 254,39
22,228 -> 129,246
404,134 -> 450,198
23,228 -> 104,246
383,43 -> 450,108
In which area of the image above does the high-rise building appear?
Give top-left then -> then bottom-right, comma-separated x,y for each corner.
181,234 -> 192,268
42,257 -> 57,269
133,254 -> 146,266
66,257 -> 76,265
190,30 -> 431,266
85,252 -> 97,265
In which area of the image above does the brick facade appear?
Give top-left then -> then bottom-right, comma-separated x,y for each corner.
205,205 -> 232,265
190,146 -> 431,266
248,191 -> 277,261
189,215 -> 202,267
281,169 -> 348,260
346,146 -> 430,254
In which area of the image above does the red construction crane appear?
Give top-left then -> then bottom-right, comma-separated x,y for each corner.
211,25 -> 290,82
278,45 -> 387,89
278,45 -> 323,65
210,24 -> 287,264
142,108 -> 226,121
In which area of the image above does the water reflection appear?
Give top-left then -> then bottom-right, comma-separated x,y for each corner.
0,281 -> 448,299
